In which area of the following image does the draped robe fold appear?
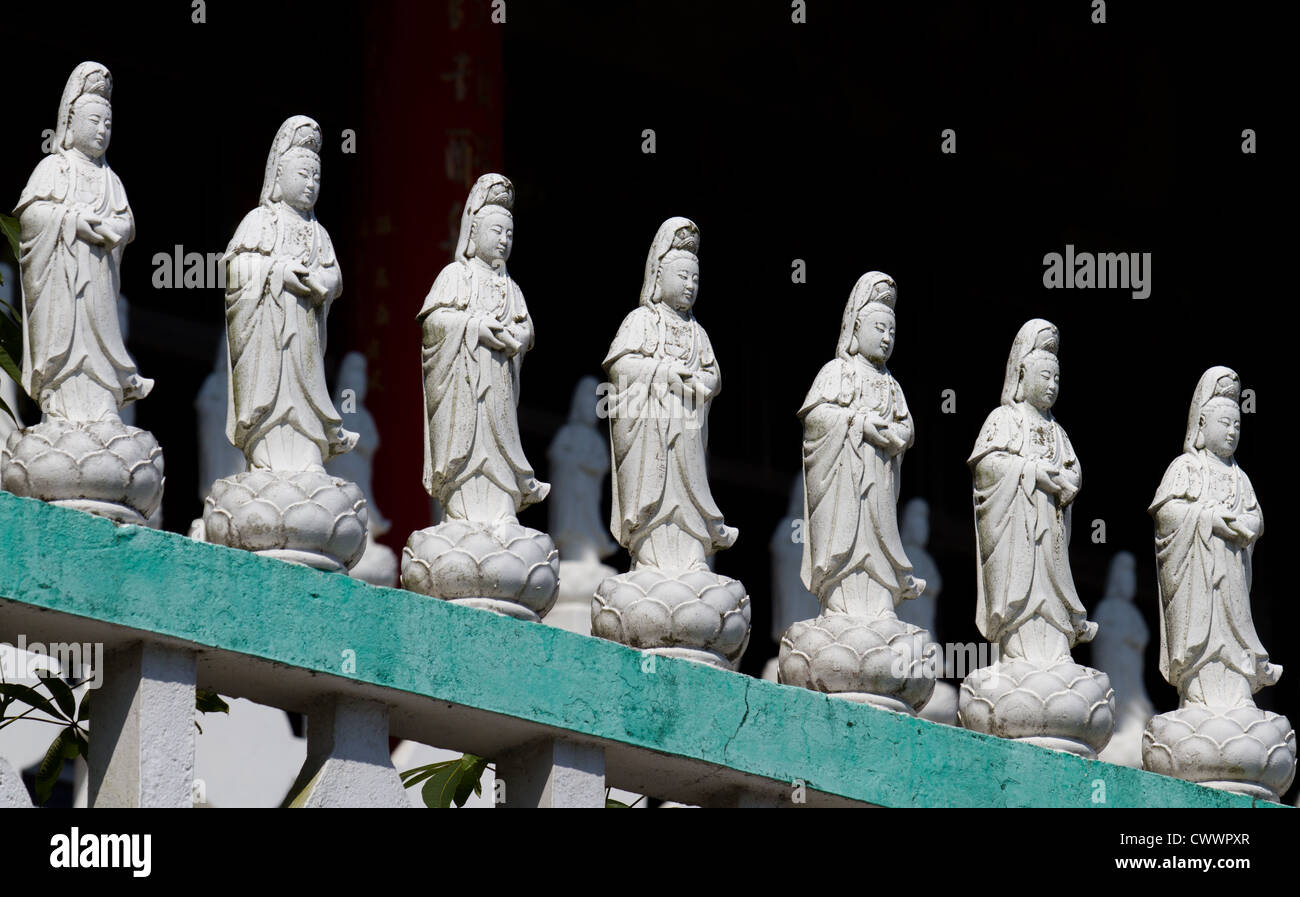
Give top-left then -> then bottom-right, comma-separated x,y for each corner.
417,260 -> 547,517
968,403 -> 1089,650
15,152 -> 140,414
603,306 -> 732,567
798,356 -> 916,610
223,204 -> 349,466
1149,451 -> 1269,695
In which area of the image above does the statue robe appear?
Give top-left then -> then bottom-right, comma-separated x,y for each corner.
603,305 -> 732,563
417,259 -> 546,511
968,403 -> 1088,647
798,356 -> 916,606
14,152 -> 139,412
223,203 -> 348,464
1149,451 -> 1269,693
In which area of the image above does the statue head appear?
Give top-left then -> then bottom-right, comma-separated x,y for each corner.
456,173 -> 515,266
56,62 -> 113,159
640,218 -> 700,310
568,375 -> 601,427
1184,366 -> 1242,457
260,116 -> 324,209
837,272 -> 897,362
1001,319 -> 1060,409
275,147 -> 321,212
901,497 -> 930,546
1104,551 -> 1137,602
468,204 -> 514,267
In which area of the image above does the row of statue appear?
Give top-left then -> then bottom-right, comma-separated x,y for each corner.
1,63 -> 1293,802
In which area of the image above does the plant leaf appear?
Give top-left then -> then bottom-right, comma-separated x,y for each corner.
195,689 -> 229,714
0,682 -> 64,720
420,762 -> 461,808
76,689 -> 92,722
34,728 -> 72,805
452,754 -> 488,807
606,797 -> 630,807
0,214 -> 19,263
37,672 -> 76,719
400,760 -> 454,788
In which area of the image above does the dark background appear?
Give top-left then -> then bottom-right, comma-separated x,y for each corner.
4,1 -> 1293,804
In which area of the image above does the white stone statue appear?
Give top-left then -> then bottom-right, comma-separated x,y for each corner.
400,173 -> 558,621
1,62 -> 164,526
761,476 -> 818,682
1093,551 -> 1154,767
591,218 -> 750,670
197,116 -> 367,572
328,351 -> 397,587
546,375 -> 618,635
958,319 -> 1114,757
1141,367 -> 1294,801
898,497 -> 959,724
778,273 -> 937,713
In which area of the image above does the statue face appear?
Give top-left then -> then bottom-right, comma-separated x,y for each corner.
471,208 -> 514,264
68,97 -> 111,158
1021,355 -> 1059,411
1201,402 -> 1241,458
278,152 -> 321,212
855,308 -> 895,363
658,253 -> 699,311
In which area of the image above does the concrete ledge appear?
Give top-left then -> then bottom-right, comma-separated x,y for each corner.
0,492 -> 1281,807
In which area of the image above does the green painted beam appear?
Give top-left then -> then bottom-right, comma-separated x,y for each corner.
0,491 -> 1280,807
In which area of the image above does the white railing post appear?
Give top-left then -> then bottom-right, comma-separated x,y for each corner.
496,739 -> 605,808
288,696 -> 408,808
0,756 -> 32,807
88,642 -> 197,808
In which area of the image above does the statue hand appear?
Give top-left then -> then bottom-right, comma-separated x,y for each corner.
282,262 -> 313,297
1034,463 -> 1063,495
477,318 -> 508,351
76,215 -> 107,246
862,417 -> 891,448
1211,512 -> 1238,542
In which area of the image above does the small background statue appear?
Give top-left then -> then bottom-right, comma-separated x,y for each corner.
197,116 -> 367,573
546,375 -> 618,635
400,173 -> 558,621
761,475 -> 819,683
778,272 -> 937,714
1,62 -> 163,526
592,217 -> 750,670
1092,551 -> 1154,768
958,319 -> 1114,757
898,497 -> 958,724
1141,366 -> 1294,801
328,351 -> 398,587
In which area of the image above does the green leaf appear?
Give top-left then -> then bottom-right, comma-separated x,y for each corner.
0,214 -> 19,264
0,682 -> 64,720
606,797 -> 630,807
0,313 -> 23,385
34,727 -> 77,805
76,689 -> 92,722
71,729 -> 90,762
420,762 -> 461,809
400,760 -> 455,788
195,689 -> 229,714
37,672 -> 76,719
452,754 -> 488,807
